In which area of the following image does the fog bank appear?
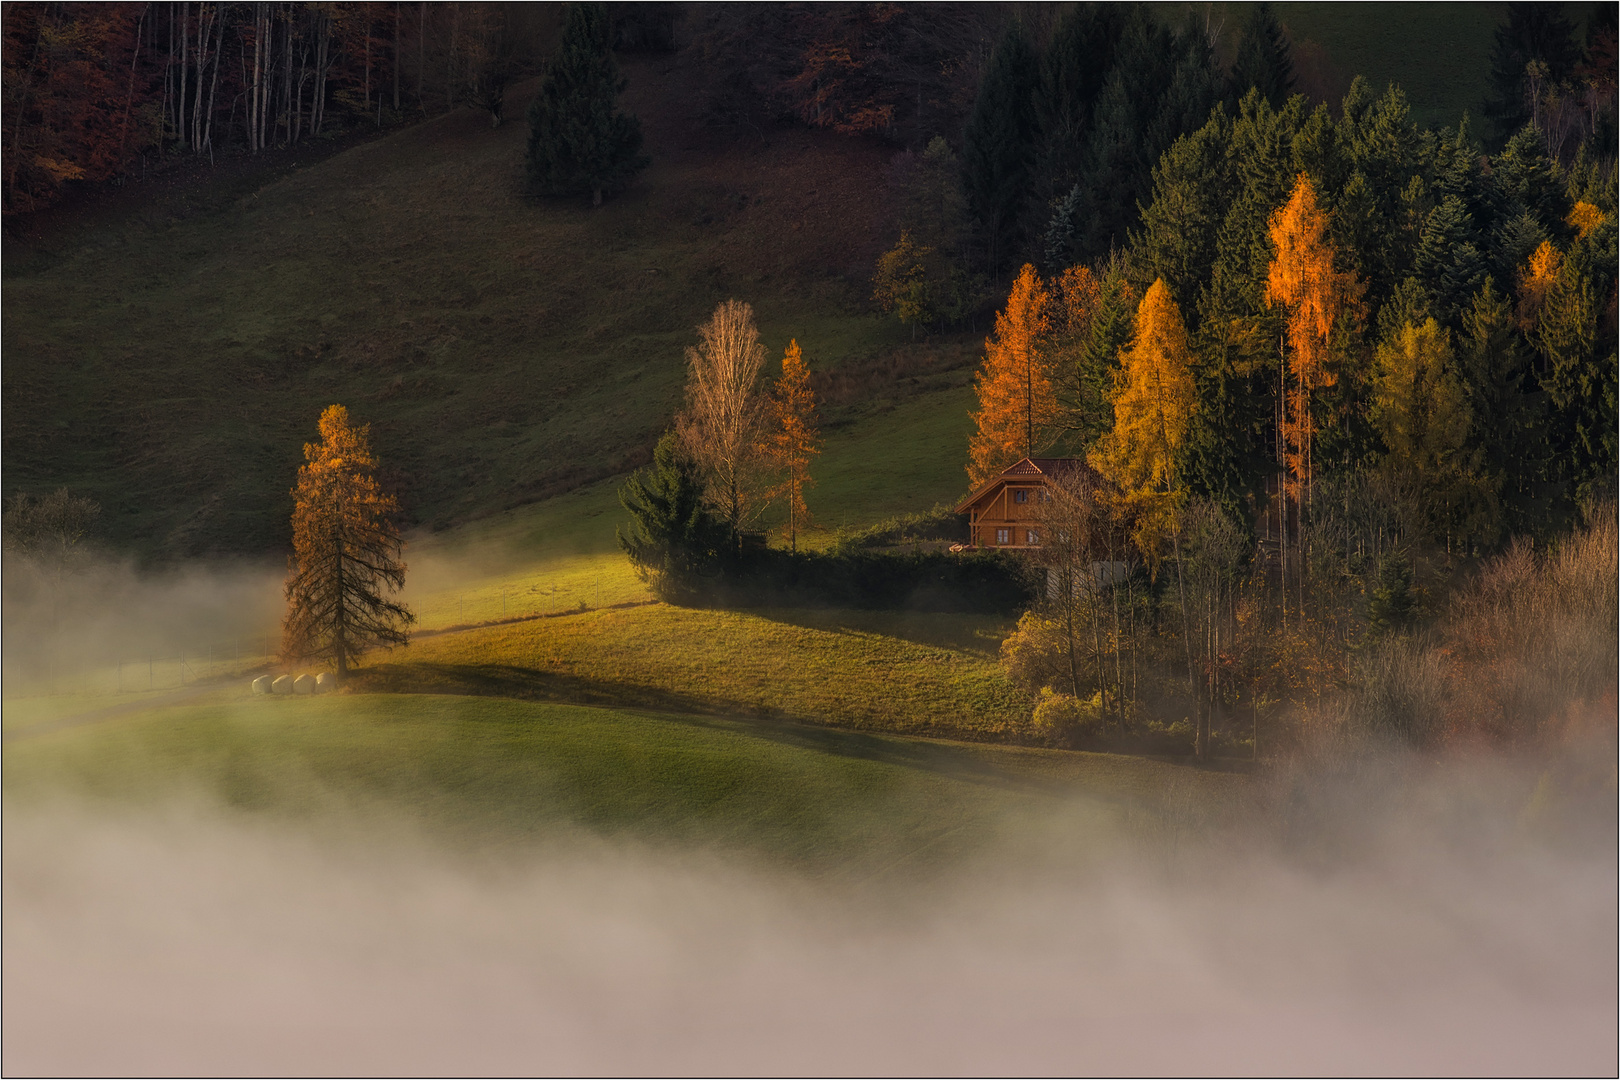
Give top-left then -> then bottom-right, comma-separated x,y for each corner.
6,759 -> 1614,1077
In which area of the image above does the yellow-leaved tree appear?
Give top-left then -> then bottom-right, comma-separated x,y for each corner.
283,405 -> 415,680
1090,278 -> 1197,561
1090,277 -> 1202,751
764,338 -> 821,551
1265,173 -> 1362,513
968,264 -> 1055,486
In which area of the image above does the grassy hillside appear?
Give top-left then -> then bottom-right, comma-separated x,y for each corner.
1,3 -> 1513,561
2,691 -> 1246,871
0,49 -> 948,557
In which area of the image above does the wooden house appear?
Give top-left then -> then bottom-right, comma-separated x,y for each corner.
954,457 -> 1094,550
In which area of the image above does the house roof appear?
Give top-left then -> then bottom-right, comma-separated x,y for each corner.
954,457 -> 1092,514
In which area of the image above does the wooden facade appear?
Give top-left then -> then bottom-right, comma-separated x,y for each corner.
954,458 -> 1091,550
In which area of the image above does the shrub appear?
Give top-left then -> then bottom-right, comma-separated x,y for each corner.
1031,687 -> 1103,744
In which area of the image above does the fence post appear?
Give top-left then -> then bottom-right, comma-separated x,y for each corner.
148,655 -> 153,690
118,659 -> 122,693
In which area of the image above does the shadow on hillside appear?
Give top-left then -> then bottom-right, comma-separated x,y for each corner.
350,660 -> 1104,795
734,606 -> 1013,657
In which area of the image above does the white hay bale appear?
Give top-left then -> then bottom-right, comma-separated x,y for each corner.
252,675 -> 272,694
271,675 -> 293,695
315,672 -> 335,692
293,674 -> 316,695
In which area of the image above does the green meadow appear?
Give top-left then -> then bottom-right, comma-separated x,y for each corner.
0,3 -> 1514,859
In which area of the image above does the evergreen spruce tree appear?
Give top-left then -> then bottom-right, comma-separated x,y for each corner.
1490,126 -> 1572,240
1042,184 -> 1082,274
1413,196 -> 1489,325
1071,9 -> 1176,261
1033,4 -> 1123,203
1458,279 -> 1545,535
1229,3 -> 1295,109
618,433 -> 727,600
962,20 -> 1038,272
526,3 -> 649,206
1483,2 -> 1580,148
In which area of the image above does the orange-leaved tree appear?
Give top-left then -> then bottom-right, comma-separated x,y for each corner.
968,263 -> 1054,486
1515,238 -> 1564,331
283,405 -> 414,680
764,338 -> 822,551
1264,173 -> 1362,513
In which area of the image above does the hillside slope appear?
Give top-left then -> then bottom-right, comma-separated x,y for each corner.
2,54 -> 928,557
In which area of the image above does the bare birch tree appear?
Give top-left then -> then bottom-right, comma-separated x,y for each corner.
676,299 -> 768,547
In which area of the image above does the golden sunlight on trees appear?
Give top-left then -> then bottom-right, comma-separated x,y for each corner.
1265,173 -> 1363,509
968,264 -> 1054,486
1566,200 -> 1607,239
677,299 -> 769,545
283,405 -> 414,680
1373,320 -> 1473,486
1515,239 -> 1564,330
763,339 -> 821,552
1090,278 -> 1197,561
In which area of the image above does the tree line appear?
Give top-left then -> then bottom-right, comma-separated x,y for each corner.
966,73 -> 1616,757
874,2 -> 1617,333
1,1 -> 570,214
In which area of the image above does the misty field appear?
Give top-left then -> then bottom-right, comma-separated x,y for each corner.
1,689 -> 1242,874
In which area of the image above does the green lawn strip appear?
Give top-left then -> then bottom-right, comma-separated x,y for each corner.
362,602 -> 1029,740
2,693 -> 1239,871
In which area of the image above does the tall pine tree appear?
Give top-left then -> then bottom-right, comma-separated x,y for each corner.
1032,4 -> 1122,204
526,2 -> 649,205
962,20 -> 1038,273
1229,3 -> 1294,109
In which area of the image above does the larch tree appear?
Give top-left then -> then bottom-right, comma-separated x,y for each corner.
764,339 -> 821,552
1090,278 -> 1197,559
676,299 -> 769,547
282,405 -> 414,680
1265,173 -> 1362,523
1372,317 -> 1476,544
968,264 -> 1055,487
1090,277 -> 1200,749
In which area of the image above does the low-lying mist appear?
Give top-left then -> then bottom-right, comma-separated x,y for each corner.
5,740 -> 1614,1076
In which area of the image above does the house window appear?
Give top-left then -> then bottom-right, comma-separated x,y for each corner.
1013,489 -> 1028,504
1026,529 -> 1039,545
996,528 -> 1010,545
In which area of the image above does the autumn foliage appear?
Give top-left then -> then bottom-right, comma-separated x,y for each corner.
968,264 -> 1056,486
1265,173 -> 1363,502
1090,278 -> 1197,558
764,339 -> 821,551
283,405 -> 414,678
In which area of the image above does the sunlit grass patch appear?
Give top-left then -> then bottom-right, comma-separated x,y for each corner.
361,601 -> 1028,740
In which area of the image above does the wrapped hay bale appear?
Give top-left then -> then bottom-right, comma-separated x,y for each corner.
315,672 -> 335,692
293,674 -> 316,695
252,675 -> 272,694
271,675 -> 293,694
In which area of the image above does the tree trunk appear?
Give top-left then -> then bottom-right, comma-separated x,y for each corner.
178,1 -> 189,146
203,4 -> 224,152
